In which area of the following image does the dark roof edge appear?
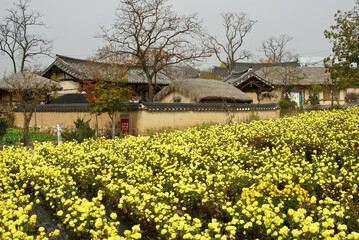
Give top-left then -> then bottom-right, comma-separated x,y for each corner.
140,102 -> 278,111
13,102 -> 278,112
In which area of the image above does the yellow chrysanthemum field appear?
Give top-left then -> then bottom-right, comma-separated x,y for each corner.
1,107 -> 358,239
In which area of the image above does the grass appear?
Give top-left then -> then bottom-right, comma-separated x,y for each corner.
1,128 -> 57,144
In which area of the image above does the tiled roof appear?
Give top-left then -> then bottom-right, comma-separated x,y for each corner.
222,68 -> 275,90
164,65 -> 200,79
14,103 -> 90,112
256,66 -> 329,85
212,66 -> 230,78
42,55 -> 172,85
232,61 -> 300,73
13,102 -> 278,112
213,61 -> 300,78
220,65 -> 329,87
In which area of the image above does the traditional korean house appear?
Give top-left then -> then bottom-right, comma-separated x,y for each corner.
222,68 -> 275,104
41,55 -> 173,101
223,65 -> 359,108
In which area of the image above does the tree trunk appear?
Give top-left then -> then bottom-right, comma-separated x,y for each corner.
331,80 -> 334,109
95,114 -> 99,138
11,59 -> 17,74
23,111 -> 31,146
112,111 -> 117,139
20,52 -> 26,72
228,59 -> 235,74
148,82 -> 154,102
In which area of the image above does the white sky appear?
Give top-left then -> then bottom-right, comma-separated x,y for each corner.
0,0 -> 356,75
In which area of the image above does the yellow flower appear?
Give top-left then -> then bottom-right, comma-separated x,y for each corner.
279,226 -> 289,236
288,209 -> 295,216
292,229 -> 302,237
95,218 -> 102,229
29,214 -> 37,224
309,223 -> 320,233
124,230 -> 132,237
338,224 -> 347,231
110,212 -> 117,220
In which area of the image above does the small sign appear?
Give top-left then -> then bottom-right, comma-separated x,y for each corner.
290,92 -> 303,109
120,118 -> 129,136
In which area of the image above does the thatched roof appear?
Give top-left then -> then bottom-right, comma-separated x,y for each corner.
42,55 -> 172,85
154,79 -> 253,103
256,67 -> 330,85
0,71 -> 61,90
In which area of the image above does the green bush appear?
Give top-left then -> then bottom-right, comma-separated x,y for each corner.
2,129 -> 21,144
0,118 -> 8,139
1,128 -> 57,144
278,96 -> 298,116
333,103 -> 345,109
308,94 -> 320,105
249,109 -> 260,122
193,121 -> 220,130
146,126 -> 179,136
62,118 -> 95,143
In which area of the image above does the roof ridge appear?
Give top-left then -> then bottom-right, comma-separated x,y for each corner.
56,54 -> 90,62
55,54 -> 145,70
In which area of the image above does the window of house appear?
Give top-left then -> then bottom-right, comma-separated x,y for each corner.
323,90 -> 331,101
323,90 -> 339,101
173,97 -> 181,103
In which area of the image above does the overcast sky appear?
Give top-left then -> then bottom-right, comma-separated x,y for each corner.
0,0 -> 356,75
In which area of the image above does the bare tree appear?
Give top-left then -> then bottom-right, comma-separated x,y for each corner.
3,71 -> 60,146
207,12 -> 256,73
0,0 -> 52,74
259,35 -> 297,63
98,0 -> 210,102
257,34 -> 303,103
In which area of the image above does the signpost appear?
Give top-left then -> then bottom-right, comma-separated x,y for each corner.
120,118 -> 129,136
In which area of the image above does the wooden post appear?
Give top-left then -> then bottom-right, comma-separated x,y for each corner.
57,123 -> 62,143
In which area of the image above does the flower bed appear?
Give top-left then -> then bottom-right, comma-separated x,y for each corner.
1,107 -> 359,239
